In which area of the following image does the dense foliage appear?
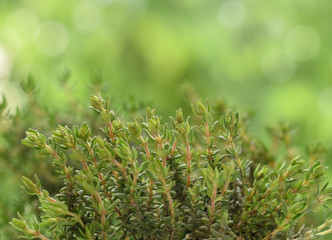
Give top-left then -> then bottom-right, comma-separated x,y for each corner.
0,78 -> 60,238
0,76 -> 107,239
10,94 -> 332,239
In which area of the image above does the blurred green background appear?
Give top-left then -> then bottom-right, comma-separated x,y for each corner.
1,0 -> 332,143
0,0 -> 332,237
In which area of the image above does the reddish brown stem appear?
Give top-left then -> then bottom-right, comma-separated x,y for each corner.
205,122 -> 212,160
90,149 -> 111,199
162,179 -> 175,239
47,196 -> 58,204
107,122 -> 115,142
112,158 -> 127,177
171,140 -> 177,154
147,179 -> 154,210
62,165 -> 74,188
80,156 -> 88,170
45,144 -> 74,188
162,156 -> 167,167
207,184 -> 217,236
142,141 -> 151,159
37,232 -> 50,240
93,192 -> 108,240
186,143 -> 192,187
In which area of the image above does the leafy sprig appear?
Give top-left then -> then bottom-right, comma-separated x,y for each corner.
10,95 -> 332,240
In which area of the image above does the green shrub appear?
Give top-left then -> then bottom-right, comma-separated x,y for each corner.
10,94 -> 332,239
0,76 -> 108,239
0,77 -> 61,239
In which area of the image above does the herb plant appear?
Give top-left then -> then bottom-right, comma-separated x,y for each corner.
10,94 -> 332,239
0,77 -> 61,239
0,75 -> 108,239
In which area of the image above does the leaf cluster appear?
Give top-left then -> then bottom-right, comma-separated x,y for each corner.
10,94 -> 332,240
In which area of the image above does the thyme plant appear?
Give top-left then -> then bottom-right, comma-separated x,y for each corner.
0,76 -> 108,239
10,94 -> 332,239
0,78 -> 61,239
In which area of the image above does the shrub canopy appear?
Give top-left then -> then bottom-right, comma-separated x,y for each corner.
10,94 -> 332,240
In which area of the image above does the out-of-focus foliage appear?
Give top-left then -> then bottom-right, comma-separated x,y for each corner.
0,0 -> 332,145
0,77 -> 117,239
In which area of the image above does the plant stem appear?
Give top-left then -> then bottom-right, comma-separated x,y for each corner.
186,143 -> 192,187
66,211 -> 85,228
37,232 -> 50,240
162,179 -> 175,239
205,122 -> 212,161
207,183 -> 217,236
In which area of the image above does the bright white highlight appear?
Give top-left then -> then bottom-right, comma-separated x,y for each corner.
0,44 -> 11,77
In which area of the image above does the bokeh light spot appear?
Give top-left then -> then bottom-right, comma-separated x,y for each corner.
266,18 -> 286,36
73,2 -> 101,32
0,44 -> 11,77
318,88 -> 332,116
218,0 -> 246,29
34,21 -> 69,57
4,8 -> 39,44
285,26 -> 321,61
261,49 -> 296,82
